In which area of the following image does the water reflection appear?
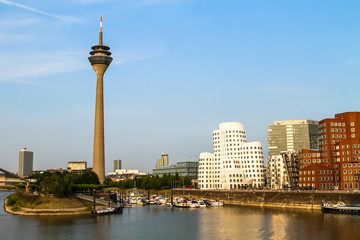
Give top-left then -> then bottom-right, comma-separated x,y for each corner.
1,191 -> 360,240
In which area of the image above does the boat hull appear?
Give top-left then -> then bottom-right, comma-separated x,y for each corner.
92,207 -> 122,215
322,206 -> 360,215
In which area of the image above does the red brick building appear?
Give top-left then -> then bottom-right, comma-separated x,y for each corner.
299,112 -> 360,190
299,164 -> 335,190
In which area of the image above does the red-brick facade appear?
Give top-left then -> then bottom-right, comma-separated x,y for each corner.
298,112 -> 360,190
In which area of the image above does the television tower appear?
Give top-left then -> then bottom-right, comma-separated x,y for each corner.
88,16 -> 112,183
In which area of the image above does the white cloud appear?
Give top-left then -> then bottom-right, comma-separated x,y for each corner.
0,0 -> 81,23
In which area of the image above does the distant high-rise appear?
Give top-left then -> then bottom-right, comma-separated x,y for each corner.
88,17 -> 113,183
267,120 -> 319,156
113,159 -> 122,171
155,153 -> 169,169
18,148 -> 33,177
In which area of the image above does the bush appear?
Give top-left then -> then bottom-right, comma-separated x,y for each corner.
85,205 -> 93,211
6,196 -> 16,206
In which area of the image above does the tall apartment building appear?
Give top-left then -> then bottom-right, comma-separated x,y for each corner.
18,147 -> 33,177
155,153 -> 169,169
299,112 -> 360,190
267,120 -> 319,155
113,159 -> 122,171
198,122 -> 265,190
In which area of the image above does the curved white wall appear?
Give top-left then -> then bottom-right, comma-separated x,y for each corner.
199,122 -> 265,190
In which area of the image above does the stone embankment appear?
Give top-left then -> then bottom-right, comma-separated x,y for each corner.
173,189 -> 360,210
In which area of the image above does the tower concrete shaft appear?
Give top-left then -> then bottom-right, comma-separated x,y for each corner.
88,17 -> 112,183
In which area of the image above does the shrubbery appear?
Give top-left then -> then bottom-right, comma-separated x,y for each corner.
26,171 -> 101,197
109,173 -> 192,190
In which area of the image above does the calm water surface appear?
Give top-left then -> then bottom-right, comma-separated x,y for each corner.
1,191 -> 360,240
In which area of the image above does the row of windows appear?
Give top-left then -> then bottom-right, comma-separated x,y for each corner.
213,130 -> 245,135
343,163 -> 359,168
343,176 -> 359,180
303,153 -> 321,157
343,169 -> 359,174
300,170 -> 333,175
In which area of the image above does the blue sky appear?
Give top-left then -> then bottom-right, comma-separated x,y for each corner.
1,0 -> 359,174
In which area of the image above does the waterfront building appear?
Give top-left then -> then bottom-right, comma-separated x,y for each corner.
152,159 -> 198,179
267,120 -> 319,156
266,151 -> 301,189
114,159 -> 122,171
18,148 -> 33,177
299,112 -> 360,190
107,169 -> 147,181
199,122 -> 265,190
88,17 -> 113,183
155,153 -> 169,169
67,161 -> 87,173
198,152 -> 215,189
299,164 -> 335,190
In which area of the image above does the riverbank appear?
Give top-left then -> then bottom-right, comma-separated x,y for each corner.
4,192 -> 92,216
173,189 -> 360,210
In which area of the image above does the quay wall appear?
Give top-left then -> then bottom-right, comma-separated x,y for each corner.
173,189 -> 360,210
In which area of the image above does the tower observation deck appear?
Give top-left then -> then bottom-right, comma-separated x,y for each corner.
88,16 -> 112,183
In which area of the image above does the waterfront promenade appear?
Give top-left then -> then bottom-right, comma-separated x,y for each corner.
173,189 -> 360,209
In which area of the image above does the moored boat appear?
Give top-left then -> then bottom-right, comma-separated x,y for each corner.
92,207 -> 122,215
322,201 -> 360,215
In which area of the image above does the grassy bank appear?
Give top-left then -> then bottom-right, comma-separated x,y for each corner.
5,191 -> 91,215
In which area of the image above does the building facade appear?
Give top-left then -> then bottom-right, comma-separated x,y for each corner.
199,122 -> 265,190
152,159 -> 199,179
107,169 -> 147,181
198,152 -> 215,189
266,151 -> 301,189
113,159 -> 122,171
67,161 -> 87,172
267,120 -> 319,156
155,153 -> 169,169
299,112 -> 360,190
18,148 -> 33,177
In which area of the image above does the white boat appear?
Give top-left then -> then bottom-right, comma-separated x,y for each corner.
210,200 -> 223,207
92,207 -> 122,215
129,198 -> 137,205
322,201 -> 360,215
198,200 -> 206,207
187,200 -> 200,208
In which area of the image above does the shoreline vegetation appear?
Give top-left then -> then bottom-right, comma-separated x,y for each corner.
4,191 -> 92,216
1,170 -> 192,216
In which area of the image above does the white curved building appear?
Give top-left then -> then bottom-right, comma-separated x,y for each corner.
199,122 -> 265,189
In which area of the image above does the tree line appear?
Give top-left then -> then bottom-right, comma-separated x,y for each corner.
105,173 -> 192,190
19,171 -> 192,197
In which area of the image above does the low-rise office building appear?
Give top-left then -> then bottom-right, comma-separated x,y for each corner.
152,159 -> 199,179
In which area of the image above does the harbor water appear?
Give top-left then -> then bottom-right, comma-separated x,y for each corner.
1,191 -> 360,240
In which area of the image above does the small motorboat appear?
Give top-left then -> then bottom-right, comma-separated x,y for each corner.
92,207 -> 122,215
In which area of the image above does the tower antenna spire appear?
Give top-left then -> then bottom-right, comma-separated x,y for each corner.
99,16 -> 103,45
